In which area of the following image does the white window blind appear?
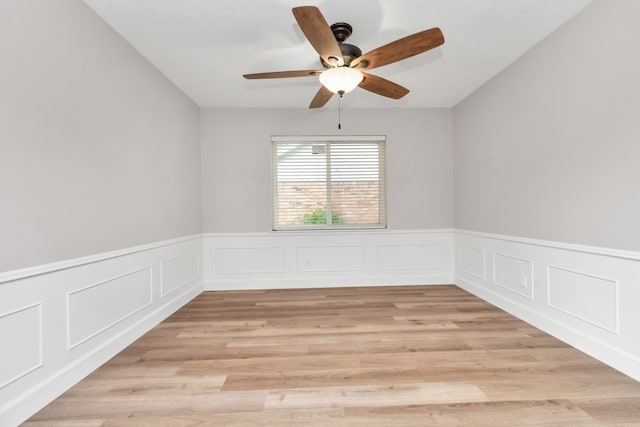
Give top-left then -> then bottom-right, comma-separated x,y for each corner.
272,136 -> 386,230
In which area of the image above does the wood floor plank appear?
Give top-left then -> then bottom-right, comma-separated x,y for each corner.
575,396 -> 640,423
343,399 -> 601,426
28,391 -> 269,420
174,321 -> 461,340
25,285 -> 640,426
61,374 -> 227,396
22,420 -> 105,427
181,348 -> 540,378
223,327 -> 534,349
263,382 -> 487,409
98,408 -> 346,427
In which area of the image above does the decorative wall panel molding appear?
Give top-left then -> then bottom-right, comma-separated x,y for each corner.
459,245 -> 486,280
0,303 -> 43,389
297,246 -> 366,272
0,235 -> 203,427
161,252 -> 199,297
214,247 -> 286,274
455,229 -> 640,382
67,267 -> 153,349
547,265 -> 618,333
376,244 -> 445,270
203,230 -> 455,290
493,252 -> 534,300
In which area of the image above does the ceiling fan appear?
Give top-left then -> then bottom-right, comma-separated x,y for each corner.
243,6 -> 444,108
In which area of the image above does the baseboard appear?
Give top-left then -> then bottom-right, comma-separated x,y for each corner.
455,230 -> 640,382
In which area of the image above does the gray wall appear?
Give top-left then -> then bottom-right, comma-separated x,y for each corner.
0,0 -> 202,272
201,108 -> 454,232
453,0 -> 640,251
6,0 -> 635,273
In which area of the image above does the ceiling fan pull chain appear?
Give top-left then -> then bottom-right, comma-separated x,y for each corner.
338,95 -> 342,130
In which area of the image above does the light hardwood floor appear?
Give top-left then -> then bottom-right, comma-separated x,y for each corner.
25,285 -> 640,426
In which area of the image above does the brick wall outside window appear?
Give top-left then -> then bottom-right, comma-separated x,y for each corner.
276,181 -> 381,225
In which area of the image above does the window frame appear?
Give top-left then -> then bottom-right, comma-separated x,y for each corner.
271,135 -> 387,231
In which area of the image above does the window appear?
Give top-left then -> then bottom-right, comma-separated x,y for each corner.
272,136 -> 386,230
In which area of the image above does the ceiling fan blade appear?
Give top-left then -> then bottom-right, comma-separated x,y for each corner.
309,86 -> 334,109
243,70 -> 322,79
292,6 -> 343,66
359,73 -> 409,99
351,27 -> 444,70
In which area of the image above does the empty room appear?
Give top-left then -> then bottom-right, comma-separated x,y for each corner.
1,0 -> 639,425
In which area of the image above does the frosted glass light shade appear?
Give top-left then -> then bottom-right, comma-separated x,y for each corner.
319,66 -> 363,95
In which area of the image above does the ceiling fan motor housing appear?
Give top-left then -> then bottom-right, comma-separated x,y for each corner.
321,22 -> 363,67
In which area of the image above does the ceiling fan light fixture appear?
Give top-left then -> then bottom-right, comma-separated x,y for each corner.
319,66 -> 363,95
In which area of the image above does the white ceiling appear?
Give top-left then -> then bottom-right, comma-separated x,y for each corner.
83,0 -> 592,109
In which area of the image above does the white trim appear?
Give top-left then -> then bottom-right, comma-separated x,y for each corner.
376,243 -> 447,271
1,282 -> 202,427
456,274 -> 640,381
204,228 -> 456,238
274,224 -> 387,231
0,235 -> 204,426
271,136 -> 386,231
456,229 -> 640,261
160,251 -> 200,298
6,228 -> 639,424
458,245 -> 487,280
0,302 -> 44,389
272,135 -> 385,142
203,229 -> 455,291
66,267 -> 154,350
546,264 -> 619,334
455,229 -> 640,382
205,274 -> 454,291
0,234 -> 202,285
492,252 -> 535,301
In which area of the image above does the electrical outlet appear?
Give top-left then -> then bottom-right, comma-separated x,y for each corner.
519,274 -> 528,288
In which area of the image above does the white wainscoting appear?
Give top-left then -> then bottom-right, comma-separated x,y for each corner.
0,236 -> 203,427
203,229 -> 455,290
455,230 -> 640,382
7,227 -> 638,424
